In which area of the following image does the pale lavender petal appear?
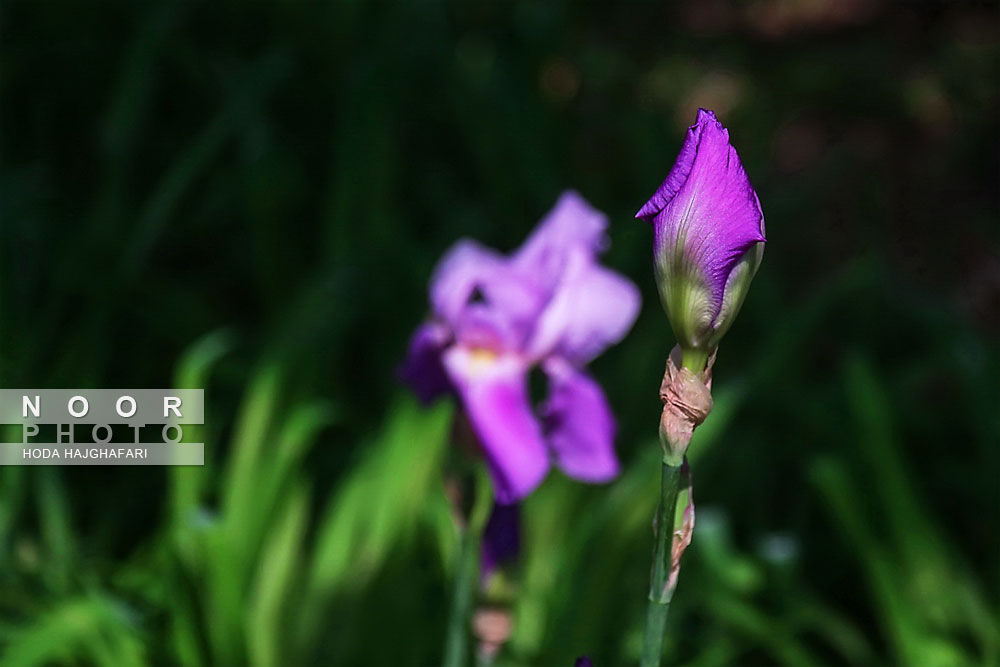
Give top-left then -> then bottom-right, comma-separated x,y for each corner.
636,109 -> 765,321
512,190 -> 608,293
481,503 -> 520,579
430,239 -> 545,351
399,322 -> 452,404
429,239 -> 506,322
541,359 -> 620,483
526,247 -> 640,365
442,346 -> 550,504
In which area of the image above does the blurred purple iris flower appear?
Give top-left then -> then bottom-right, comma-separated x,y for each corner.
402,191 -> 641,505
636,109 -> 765,357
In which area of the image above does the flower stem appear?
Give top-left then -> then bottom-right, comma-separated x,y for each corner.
444,522 -> 480,667
639,460 -> 683,667
679,346 -> 709,373
475,646 -> 496,667
443,467 -> 491,667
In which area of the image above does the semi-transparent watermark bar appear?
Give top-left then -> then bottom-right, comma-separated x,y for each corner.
0,443 -> 204,465
0,389 -> 205,466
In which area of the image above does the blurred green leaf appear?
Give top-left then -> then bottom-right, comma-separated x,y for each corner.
306,396 -> 454,599
0,595 -> 145,667
248,481 -> 310,667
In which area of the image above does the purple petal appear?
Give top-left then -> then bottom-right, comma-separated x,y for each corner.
430,240 -> 546,351
574,656 -> 593,667
636,109 -> 765,321
442,346 -> 551,504
635,113 -> 707,223
399,322 -> 453,403
430,240 -> 505,322
541,359 -> 620,483
481,503 -> 520,579
512,190 -> 609,294
526,247 -> 640,365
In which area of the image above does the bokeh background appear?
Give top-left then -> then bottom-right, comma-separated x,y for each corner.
2,1 -> 998,665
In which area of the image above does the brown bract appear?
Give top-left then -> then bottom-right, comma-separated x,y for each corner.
658,346 -> 715,463
666,471 -> 695,597
473,606 -> 513,660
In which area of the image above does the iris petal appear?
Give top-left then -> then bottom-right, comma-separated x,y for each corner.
430,240 -> 545,350
635,114 -> 707,223
542,359 -> 620,483
527,247 -> 640,365
399,322 -> 452,404
442,346 -> 551,504
481,503 -> 520,579
512,190 -> 609,293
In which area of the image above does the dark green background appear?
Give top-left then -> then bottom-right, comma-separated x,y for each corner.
1,2 -> 997,665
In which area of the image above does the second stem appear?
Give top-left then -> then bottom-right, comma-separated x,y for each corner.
443,465 -> 492,667
639,460 -> 683,667
443,521 -> 480,667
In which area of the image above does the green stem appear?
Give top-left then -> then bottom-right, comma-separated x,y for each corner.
443,523 -> 480,667
443,467 -> 491,667
639,460 -> 683,667
475,646 -> 497,667
680,346 -> 709,373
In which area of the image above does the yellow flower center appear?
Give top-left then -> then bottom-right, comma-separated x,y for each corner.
466,347 -> 499,372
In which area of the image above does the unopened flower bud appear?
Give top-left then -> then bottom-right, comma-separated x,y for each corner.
636,109 -> 765,369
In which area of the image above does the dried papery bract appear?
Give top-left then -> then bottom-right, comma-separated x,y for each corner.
665,462 -> 694,599
472,606 -> 513,663
658,346 -> 715,466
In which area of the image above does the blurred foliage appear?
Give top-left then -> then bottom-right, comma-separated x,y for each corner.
1,1 -> 998,665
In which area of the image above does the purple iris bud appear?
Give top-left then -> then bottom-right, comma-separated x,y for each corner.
481,503 -> 520,581
401,191 -> 641,504
636,109 -> 765,365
